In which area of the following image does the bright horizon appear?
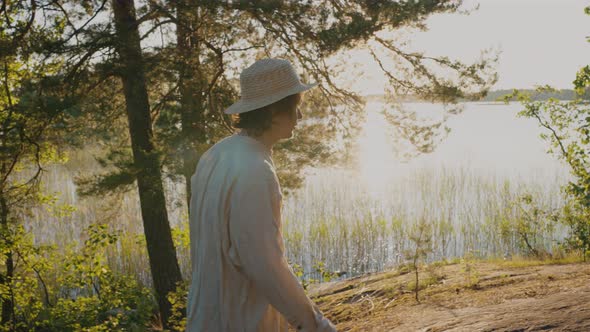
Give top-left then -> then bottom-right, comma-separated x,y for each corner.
335,0 -> 590,96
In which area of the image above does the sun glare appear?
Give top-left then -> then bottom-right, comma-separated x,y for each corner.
357,104 -> 399,195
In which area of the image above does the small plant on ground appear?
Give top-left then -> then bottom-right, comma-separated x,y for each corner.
404,218 -> 433,303
313,261 -> 338,283
460,250 -> 480,289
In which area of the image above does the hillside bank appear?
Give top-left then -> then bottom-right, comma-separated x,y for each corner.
308,260 -> 590,331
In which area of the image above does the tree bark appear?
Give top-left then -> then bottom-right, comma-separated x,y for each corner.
176,1 -> 206,212
0,188 -> 15,329
111,0 -> 182,327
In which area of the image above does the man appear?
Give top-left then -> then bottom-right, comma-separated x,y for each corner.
187,58 -> 337,332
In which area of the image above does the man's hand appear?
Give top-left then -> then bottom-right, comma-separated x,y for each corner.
316,315 -> 337,332
310,307 -> 336,332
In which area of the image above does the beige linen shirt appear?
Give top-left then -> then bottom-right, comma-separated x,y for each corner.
186,133 -> 325,332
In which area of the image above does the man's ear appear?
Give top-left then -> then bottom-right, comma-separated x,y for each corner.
269,106 -> 280,124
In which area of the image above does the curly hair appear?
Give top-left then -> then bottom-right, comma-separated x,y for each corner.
231,93 -> 302,137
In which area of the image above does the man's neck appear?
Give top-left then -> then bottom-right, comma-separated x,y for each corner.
239,129 -> 276,151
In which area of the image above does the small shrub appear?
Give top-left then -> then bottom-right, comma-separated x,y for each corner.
460,251 -> 480,289
404,219 -> 433,303
168,280 -> 189,332
1,223 -> 156,331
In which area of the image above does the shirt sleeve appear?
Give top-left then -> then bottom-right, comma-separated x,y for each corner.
228,163 -> 328,331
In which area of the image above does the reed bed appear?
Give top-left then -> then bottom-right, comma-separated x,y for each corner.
282,165 -> 569,280
19,102 -> 571,285
23,155 -> 569,286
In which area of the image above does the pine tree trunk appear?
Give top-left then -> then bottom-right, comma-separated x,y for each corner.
0,190 -> 14,328
176,1 -> 205,212
111,0 -> 182,327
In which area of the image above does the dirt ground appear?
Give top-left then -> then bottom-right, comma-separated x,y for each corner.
307,261 -> 590,331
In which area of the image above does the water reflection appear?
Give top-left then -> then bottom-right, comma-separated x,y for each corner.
23,102 -> 571,285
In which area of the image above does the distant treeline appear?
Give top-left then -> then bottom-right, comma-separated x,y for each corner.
364,89 -> 590,103
480,89 -> 590,102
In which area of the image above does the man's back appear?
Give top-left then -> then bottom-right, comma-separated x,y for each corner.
186,58 -> 336,332
187,133 -> 291,331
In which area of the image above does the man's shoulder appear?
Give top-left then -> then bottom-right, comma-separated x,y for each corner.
201,135 -> 273,175
199,135 -> 245,163
205,134 -> 262,156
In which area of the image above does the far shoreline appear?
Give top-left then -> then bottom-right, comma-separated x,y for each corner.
361,88 -> 590,104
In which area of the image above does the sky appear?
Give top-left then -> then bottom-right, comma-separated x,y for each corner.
349,1 -> 587,188
341,0 -> 590,95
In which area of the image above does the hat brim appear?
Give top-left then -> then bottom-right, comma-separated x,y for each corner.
224,82 -> 318,115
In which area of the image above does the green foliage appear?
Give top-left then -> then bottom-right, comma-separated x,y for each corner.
75,147 -> 138,197
502,194 -> 558,258
55,0 -> 498,199
488,88 -> 590,102
0,223 -> 156,331
290,260 -> 339,292
60,224 -> 119,291
511,10 -> 590,261
0,0 -> 502,327
0,225 -> 49,331
171,225 -> 190,252
47,270 -> 154,332
561,201 -> 590,261
404,218 -> 433,303
460,251 -> 479,289
516,92 -> 590,257
313,261 -> 338,283
291,262 -> 310,291
574,66 -> 590,95
167,281 -> 189,332
1,3 -> 81,327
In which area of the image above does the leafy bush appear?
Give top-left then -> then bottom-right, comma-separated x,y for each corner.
0,223 -> 156,331
167,281 -> 189,332
561,201 -> 590,260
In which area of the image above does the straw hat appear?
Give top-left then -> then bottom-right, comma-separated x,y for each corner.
224,58 -> 318,115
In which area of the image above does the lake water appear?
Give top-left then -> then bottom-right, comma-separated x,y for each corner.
282,101 -> 569,277
24,101 -> 572,284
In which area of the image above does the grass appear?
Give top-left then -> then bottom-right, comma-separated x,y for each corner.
489,253 -> 584,268
23,141 -> 572,287
281,165 -> 569,280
